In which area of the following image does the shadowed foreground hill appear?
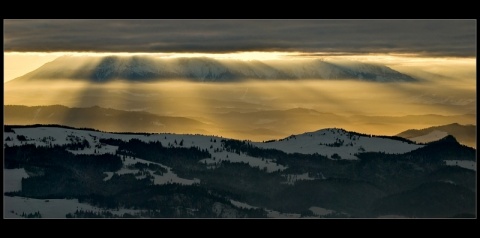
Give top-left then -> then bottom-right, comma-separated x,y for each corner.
371,182 -> 475,218
4,125 -> 476,218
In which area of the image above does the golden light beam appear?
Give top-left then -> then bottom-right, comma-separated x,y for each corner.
4,51 -> 476,141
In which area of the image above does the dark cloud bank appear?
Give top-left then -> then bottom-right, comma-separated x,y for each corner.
4,19 -> 476,57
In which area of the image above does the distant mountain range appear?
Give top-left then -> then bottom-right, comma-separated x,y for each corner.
5,105 -> 476,144
4,105 -> 210,135
8,55 -> 417,83
396,123 -> 476,148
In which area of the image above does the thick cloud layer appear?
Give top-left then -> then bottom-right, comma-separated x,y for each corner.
4,20 -> 476,57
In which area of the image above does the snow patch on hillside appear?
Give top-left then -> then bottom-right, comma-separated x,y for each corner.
68,144 -> 118,155
266,209 -> 301,218
309,206 -> 335,216
199,151 -> 286,173
230,200 -> 258,210
4,196 -> 141,218
229,199 -> 302,218
4,169 -> 29,192
103,156 -> 200,185
282,173 -> 321,185
444,160 -> 476,171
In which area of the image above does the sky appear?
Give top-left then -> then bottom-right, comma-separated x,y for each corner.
4,19 -> 476,56
3,19 -> 477,139
3,19 -> 477,82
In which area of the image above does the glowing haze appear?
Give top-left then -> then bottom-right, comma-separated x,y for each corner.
3,20 -> 476,143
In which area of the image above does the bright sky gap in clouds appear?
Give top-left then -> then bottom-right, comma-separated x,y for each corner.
4,19 -> 476,57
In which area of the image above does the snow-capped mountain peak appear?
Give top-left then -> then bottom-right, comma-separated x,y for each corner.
10,55 -> 418,83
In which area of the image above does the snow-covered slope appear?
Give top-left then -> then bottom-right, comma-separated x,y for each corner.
9,56 -> 417,83
253,128 -> 424,160
4,126 -> 286,172
5,126 -> 426,163
5,126 -> 427,163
